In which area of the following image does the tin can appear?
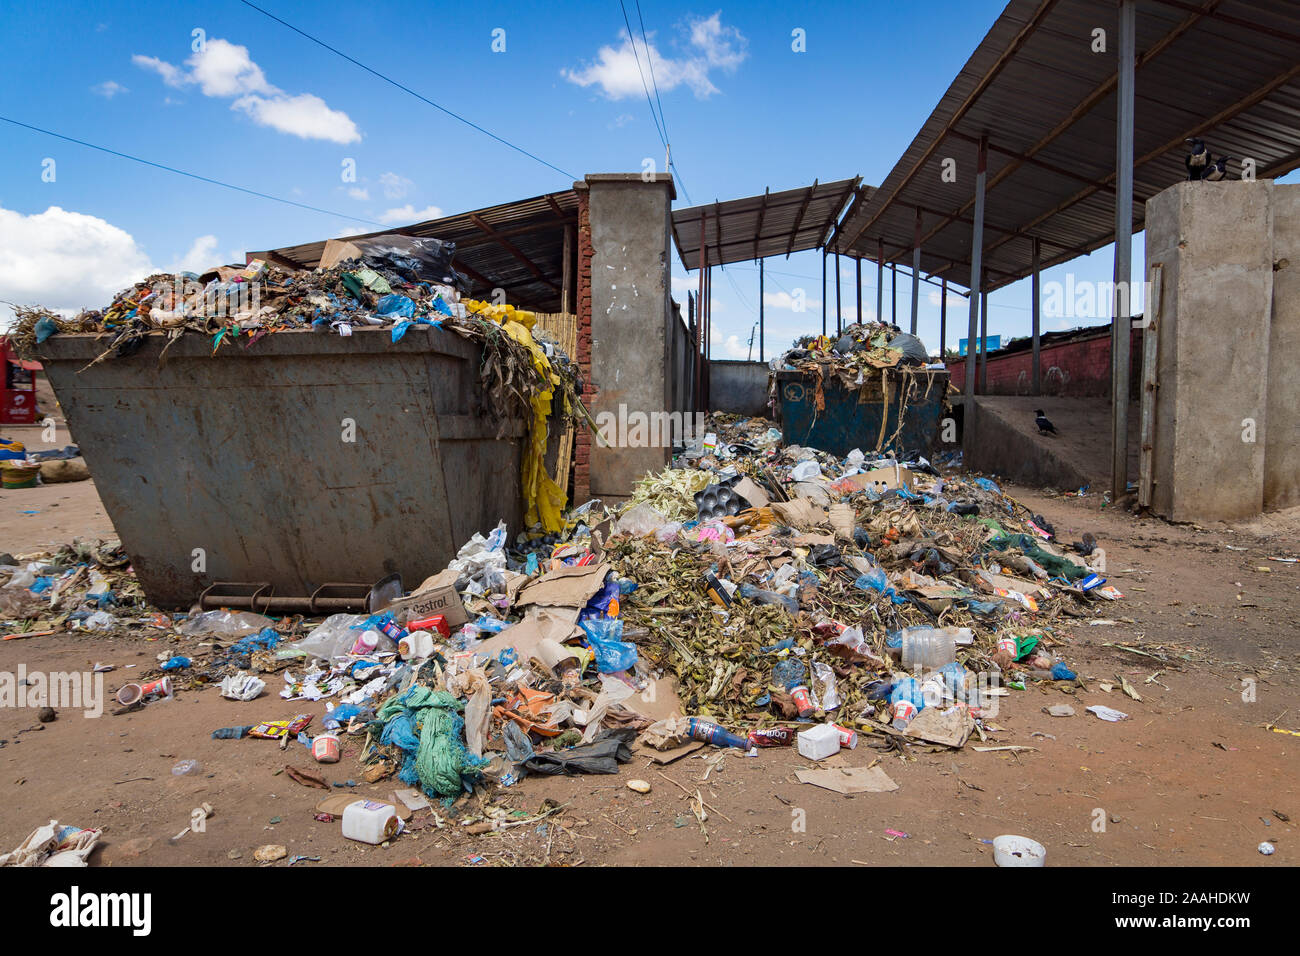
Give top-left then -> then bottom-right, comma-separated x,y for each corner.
312,733 -> 340,763
829,722 -> 858,749
116,683 -> 143,706
996,636 -> 1018,657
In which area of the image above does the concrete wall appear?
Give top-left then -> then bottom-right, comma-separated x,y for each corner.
584,174 -> 679,503
1265,186 -> 1300,511
1145,180 -> 1289,522
708,359 -> 770,417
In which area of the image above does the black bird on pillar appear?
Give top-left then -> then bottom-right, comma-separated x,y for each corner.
1203,155 -> 1232,182
1185,138 -> 1211,181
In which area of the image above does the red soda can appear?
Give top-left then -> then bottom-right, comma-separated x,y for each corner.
829,722 -> 858,749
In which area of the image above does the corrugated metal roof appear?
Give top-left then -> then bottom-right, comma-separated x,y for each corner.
672,178 -> 865,269
833,0 -> 1300,292
248,190 -> 580,312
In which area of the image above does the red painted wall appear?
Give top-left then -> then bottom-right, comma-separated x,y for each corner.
946,326 -> 1142,398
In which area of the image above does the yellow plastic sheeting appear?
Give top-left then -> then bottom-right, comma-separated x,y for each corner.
465,299 -> 567,532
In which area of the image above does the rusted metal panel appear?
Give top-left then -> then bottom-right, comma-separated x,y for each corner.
35,327 -> 525,608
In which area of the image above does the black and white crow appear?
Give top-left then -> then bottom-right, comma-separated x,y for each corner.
1185,138 -> 1210,180
1034,408 -> 1058,435
1203,155 -> 1232,182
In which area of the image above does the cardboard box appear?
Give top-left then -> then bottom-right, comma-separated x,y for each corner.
383,582 -> 468,628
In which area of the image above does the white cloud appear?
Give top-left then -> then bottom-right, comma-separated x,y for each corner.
346,186 -> 370,200
0,205 -> 154,326
763,289 -> 822,312
132,54 -> 185,87
378,172 -> 412,200
168,234 -> 220,274
563,13 -> 748,100
927,288 -> 967,309
91,80 -> 128,98
336,226 -> 369,238
133,38 -> 359,143
233,91 -> 359,144
378,204 -> 443,225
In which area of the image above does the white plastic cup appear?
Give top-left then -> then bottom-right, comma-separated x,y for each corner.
993,834 -> 1046,867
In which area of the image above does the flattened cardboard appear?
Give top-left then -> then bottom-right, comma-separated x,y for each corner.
732,476 -> 770,509
515,562 -> 610,609
904,706 -> 976,748
796,766 -> 899,794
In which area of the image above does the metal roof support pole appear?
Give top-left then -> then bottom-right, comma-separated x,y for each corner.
821,249 -> 827,337
876,240 -> 884,323
1112,0 -> 1136,501
856,257 -> 863,324
759,258 -> 765,362
835,251 -> 842,334
696,210 -> 706,410
1031,236 -> 1041,395
890,263 -> 897,325
910,206 -> 922,334
979,280 -> 989,393
940,278 -> 948,357
965,134 -> 988,398
562,224 -> 574,314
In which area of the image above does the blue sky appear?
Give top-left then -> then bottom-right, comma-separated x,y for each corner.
1,1 -> 1283,353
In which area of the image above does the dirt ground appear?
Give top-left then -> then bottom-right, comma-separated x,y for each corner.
1,471 -> 1296,868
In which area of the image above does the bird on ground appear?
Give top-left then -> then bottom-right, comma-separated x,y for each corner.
1034,409 -> 1058,435
1185,138 -> 1211,180
1203,156 -> 1232,182
1070,532 -> 1098,557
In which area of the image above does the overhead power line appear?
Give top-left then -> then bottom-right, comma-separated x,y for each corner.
239,0 -> 577,181
0,115 -> 386,226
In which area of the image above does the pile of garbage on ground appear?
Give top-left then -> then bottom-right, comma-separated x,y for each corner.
1,411 -> 1121,853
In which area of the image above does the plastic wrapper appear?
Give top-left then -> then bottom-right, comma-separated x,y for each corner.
179,610 -> 275,639
811,661 -> 841,712
293,614 -> 395,660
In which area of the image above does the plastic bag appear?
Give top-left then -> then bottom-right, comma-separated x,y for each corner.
811,661 -> 840,712
179,610 -> 274,639
613,502 -> 670,537
790,460 -> 822,481
293,614 -> 392,660
580,617 -> 638,673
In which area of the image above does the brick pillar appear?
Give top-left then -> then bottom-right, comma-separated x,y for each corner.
573,186 -> 595,503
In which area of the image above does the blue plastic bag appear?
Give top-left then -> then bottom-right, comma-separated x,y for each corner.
375,293 -> 416,318
854,569 -> 907,605
580,617 -> 637,673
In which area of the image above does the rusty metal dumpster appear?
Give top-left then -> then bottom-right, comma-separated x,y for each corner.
35,327 -> 525,608
775,367 -> 950,459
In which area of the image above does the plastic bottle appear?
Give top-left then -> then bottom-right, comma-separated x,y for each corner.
351,629 -> 380,655
685,717 -> 749,749
897,626 -> 971,671
341,800 -> 399,844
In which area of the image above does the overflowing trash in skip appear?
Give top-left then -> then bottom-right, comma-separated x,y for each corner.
1,397 -> 1124,859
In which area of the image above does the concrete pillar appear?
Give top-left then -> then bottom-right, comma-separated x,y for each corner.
585,173 -> 678,503
1265,186 -> 1300,511
1146,181 -> 1274,522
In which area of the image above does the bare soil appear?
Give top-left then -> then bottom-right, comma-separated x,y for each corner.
1,477 -> 1296,867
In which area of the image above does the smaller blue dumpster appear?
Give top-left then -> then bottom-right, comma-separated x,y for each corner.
775,367 -> 950,459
